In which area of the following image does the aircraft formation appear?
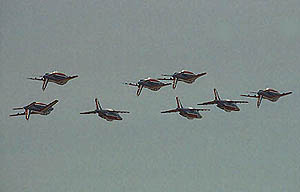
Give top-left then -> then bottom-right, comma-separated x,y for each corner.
9,70 -> 292,121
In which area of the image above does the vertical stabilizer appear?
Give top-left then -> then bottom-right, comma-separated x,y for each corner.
214,88 -> 220,100
176,97 -> 183,108
172,78 -> 178,89
257,95 -> 263,108
25,109 -> 31,120
136,85 -> 143,96
95,98 -> 102,110
42,78 -> 49,91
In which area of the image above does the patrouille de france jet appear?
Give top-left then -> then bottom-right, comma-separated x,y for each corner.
80,98 -> 129,121
9,100 -> 59,120
124,78 -> 171,96
240,88 -> 292,108
161,96 -> 210,120
198,88 -> 248,112
28,71 -> 78,91
158,70 -> 207,89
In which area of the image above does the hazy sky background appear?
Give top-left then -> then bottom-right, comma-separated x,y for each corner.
1,0 -> 300,191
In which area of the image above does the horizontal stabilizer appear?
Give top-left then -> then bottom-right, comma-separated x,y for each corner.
193,108 -> 210,111
161,109 -> 179,113
111,110 -> 130,113
27,77 -> 43,81
197,100 -> 216,105
9,112 -> 25,117
124,82 -> 138,87
12,107 -> 24,110
229,100 -> 248,104
80,110 -> 97,114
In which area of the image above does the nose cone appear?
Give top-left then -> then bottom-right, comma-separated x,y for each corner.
71,75 -> 79,79
235,107 -> 240,111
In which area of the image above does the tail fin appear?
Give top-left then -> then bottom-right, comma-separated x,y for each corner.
214,88 -> 220,100
172,78 -> 178,89
95,98 -> 102,110
176,96 -> 183,108
257,95 -> 263,108
25,109 -> 31,120
136,85 -> 143,96
42,78 -> 49,91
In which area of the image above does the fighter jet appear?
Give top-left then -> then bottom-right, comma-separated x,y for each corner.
9,100 -> 59,120
198,88 -> 248,112
158,70 -> 207,89
80,98 -> 129,121
240,88 -> 292,108
161,96 -> 210,120
124,78 -> 171,96
28,71 -> 78,91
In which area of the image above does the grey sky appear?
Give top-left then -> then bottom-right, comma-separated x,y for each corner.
1,0 -> 300,191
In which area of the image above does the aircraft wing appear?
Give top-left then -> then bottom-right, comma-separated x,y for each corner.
161,109 -> 179,113
9,112 -> 25,117
80,110 -> 97,114
27,77 -> 43,81
111,110 -> 130,114
240,94 -> 259,98
161,82 -> 172,86
40,100 -> 59,113
197,101 -> 216,105
228,100 -> 249,104
124,82 -> 138,87
157,77 -> 173,81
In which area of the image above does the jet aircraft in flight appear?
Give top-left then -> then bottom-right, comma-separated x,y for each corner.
80,98 -> 129,121
10,100 -> 59,120
198,89 -> 248,112
124,78 -> 171,96
28,71 -> 78,91
161,96 -> 210,119
240,88 -> 292,108
158,70 -> 207,89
